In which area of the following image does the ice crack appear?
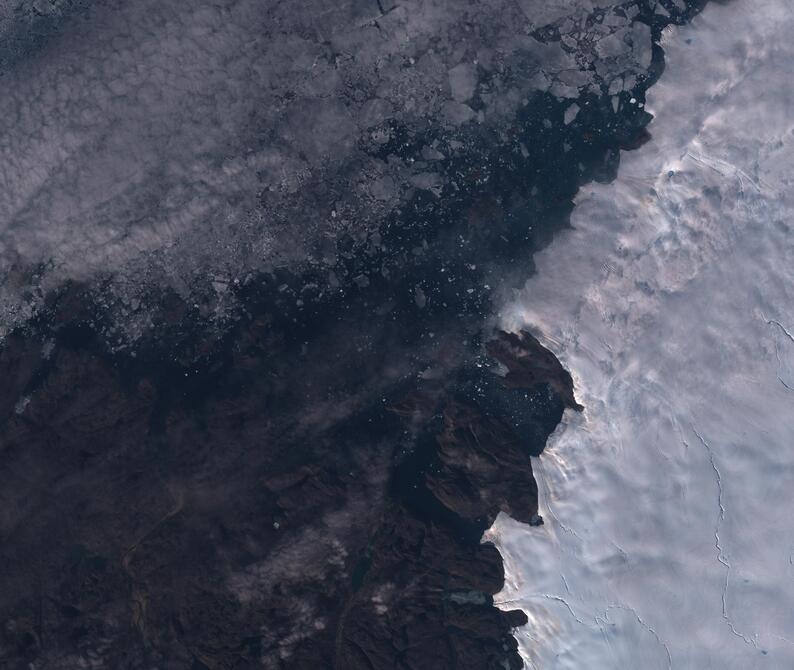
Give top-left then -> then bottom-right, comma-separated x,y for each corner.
605,603 -> 672,670
765,316 -> 794,344
535,456 -> 585,544
691,427 -> 757,648
540,594 -> 588,627
779,376 -> 794,392
765,315 -> 794,393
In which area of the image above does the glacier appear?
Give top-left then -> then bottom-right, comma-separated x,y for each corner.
486,1 -> 794,667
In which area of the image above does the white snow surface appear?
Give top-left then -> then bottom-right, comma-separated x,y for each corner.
485,1 -> 794,668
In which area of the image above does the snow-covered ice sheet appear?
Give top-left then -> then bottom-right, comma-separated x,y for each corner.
485,1 -> 794,667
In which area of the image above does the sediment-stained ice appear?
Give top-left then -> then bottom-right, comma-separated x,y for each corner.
486,1 -> 794,667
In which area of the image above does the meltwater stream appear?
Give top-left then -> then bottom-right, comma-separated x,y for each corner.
485,1 -> 794,668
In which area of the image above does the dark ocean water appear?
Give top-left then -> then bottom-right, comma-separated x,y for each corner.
0,1 -> 725,668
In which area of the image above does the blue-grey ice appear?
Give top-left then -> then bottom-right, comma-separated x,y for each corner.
486,1 -> 794,667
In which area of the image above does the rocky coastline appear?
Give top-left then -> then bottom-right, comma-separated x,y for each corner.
0,2 -> 714,668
